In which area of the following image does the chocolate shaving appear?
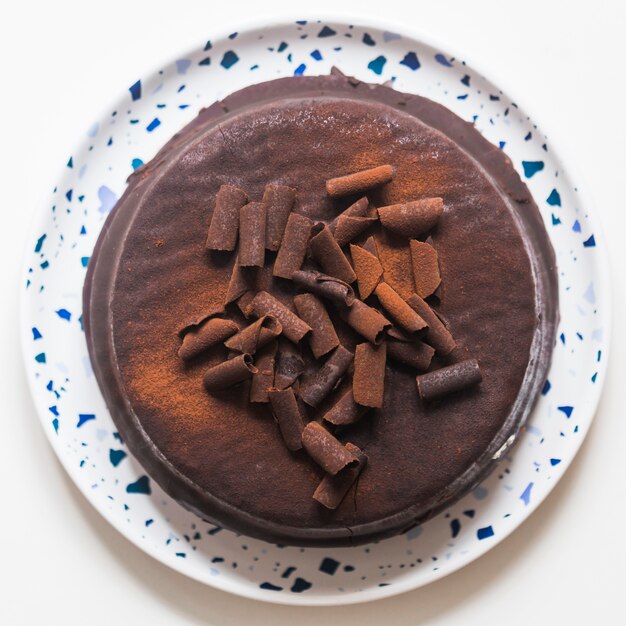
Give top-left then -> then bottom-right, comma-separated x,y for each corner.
203,353 -> 258,390
374,232 -> 415,301
293,293 -> 340,359
361,235 -> 378,256
326,165 -> 394,198
273,338 -> 305,390
407,294 -> 456,355
353,342 -> 387,408
378,197 -> 444,238
238,201 -> 266,267
250,341 -> 277,403
340,299 -> 391,345
386,326 -> 412,342
328,196 -> 370,233
387,340 -> 435,371
350,243 -> 384,299
178,318 -> 239,361
313,442 -> 367,510
322,389 -> 369,426
416,359 -> 482,401
374,282 -> 428,335
205,184 -> 248,251
308,223 -> 357,284
268,387 -> 305,451
410,240 -> 441,298
301,422 -> 359,475
292,270 -> 355,306
224,315 -> 282,354
246,291 -> 311,344
333,216 -> 377,247
299,345 -> 354,407
263,184 -> 296,251
224,260 -> 257,304
236,291 -> 255,318
273,213 -> 313,279
177,304 -> 226,337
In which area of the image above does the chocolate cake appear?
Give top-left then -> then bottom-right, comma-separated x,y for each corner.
83,71 -> 558,546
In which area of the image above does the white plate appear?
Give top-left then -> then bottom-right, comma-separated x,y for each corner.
20,17 -> 610,605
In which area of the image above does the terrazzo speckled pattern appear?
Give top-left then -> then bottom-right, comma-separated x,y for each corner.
20,19 -> 609,605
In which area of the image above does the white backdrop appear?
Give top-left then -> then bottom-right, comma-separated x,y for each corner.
1,1 -> 624,624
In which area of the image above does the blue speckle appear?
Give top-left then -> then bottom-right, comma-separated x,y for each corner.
461,74 -> 470,86
457,94 -> 468,100
572,219 -> 581,233
228,32 -> 238,40
35,352 -> 46,363
552,214 -> 561,225
56,308 -> 71,321
400,51 -> 420,71
362,33 -> 376,46
450,519 -> 461,538
175,59 -> 191,74
591,372 -> 598,383
318,26 -> 336,37
546,188 -> 561,206
463,509 -> 475,518
319,557 -> 340,575
473,485 -> 488,500
524,131 -> 532,141
477,526 -> 495,540
277,41 -> 288,52
204,40 -> 212,51
583,234 -> 596,248
52,418 -> 59,433
198,57 -> 211,66
558,405 -> 574,418
310,49 -> 322,61
131,158 -> 144,170
542,379 -> 551,395
499,141 -> 506,149
522,161 -> 544,178
176,552 -> 186,558
550,458 -> 561,466
49,405 -> 59,416
520,482 -> 534,506
126,476 -> 151,495
145,518 -> 154,527
67,157 -> 73,168
293,63 -> 306,76
32,327 -> 42,340
221,51 -> 239,69
260,582 -> 283,591
107,137 -> 113,146
146,118 -> 161,132
34,234 -> 46,253
129,80 -> 141,101
113,432 -> 124,444
367,55 -> 387,75
109,449 -> 127,467
77,413 -> 95,428
97,185 -> 118,214
290,578 -> 312,593
560,332 -> 566,345
80,225 -> 87,235
435,53 -> 453,67
40,260 -> 49,270
295,20 -> 307,25
281,566 -> 296,578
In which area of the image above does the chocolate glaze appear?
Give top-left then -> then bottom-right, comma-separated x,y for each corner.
83,72 -> 558,546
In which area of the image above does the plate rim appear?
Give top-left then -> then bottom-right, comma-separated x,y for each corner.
19,12 -> 613,606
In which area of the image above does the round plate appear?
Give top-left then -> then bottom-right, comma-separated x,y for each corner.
20,17 -> 610,605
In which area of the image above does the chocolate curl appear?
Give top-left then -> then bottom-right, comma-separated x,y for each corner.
350,244 -> 384,299
353,342 -> 387,408
333,216 -> 377,248
340,299 -> 391,345
224,315 -> 282,354
375,233 -> 414,301
416,359 -> 482,401
203,354 -> 258,390
387,340 -> 435,371
309,224 -> 357,284
328,197 -> 370,233
292,269 -> 355,306
273,213 -> 313,279
299,345 -> 354,407
205,184 -> 248,251
326,165 -> 394,198
178,318 -> 239,361
263,184 -> 296,251
301,422 -> 359,474
313,442 -> 367,510
274,338 -> 305,390
323,389 -> 369,426
177,304 -> 226,337
374,282 -> 428,336
407,294 -> 456,355
236,291 -> 255,318
250,341 -> 277,403
378,198 -> 444,238
238,202 -> 266,267
410,240 -> 441,298
268,387 -> 305,451
224,259 -> 257,304
293,293 -> 340,359
247,291 -> 311,344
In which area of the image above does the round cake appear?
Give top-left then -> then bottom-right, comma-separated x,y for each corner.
83,71 -> 558,546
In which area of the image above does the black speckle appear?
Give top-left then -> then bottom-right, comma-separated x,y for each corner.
319,557 -> 340,575
281,566 -> 296,579
290,577 -> 313,593
343,565 -> 355,572
211,557 -> 224,563
260,582 -> 282,591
